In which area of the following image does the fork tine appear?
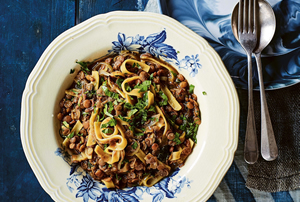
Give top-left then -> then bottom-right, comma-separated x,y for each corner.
243,0 -> 248,32
238,0 -> 243,33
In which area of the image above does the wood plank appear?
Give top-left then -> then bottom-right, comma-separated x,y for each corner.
78,0 -> 149,23
0,0 -> 75,201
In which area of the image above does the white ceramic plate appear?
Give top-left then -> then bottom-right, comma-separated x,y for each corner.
21,11 -> 239,202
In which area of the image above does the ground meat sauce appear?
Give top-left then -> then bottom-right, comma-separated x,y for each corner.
57,51 -> 201,189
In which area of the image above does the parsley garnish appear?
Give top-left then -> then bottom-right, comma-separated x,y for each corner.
132,142 -> 138,149
132,62 -> 141,69
104,104 -> 113,118
173,132 -> 182,145
125,83 -> 132,92
128,109 -> 138,117
71,89 -> 79,95
171,71 -> 177,77
62,121 -> 69,128
158,91 -> 168,106
101,85 -> 119,99
108,164 -> 112,168
82,112 -> 89,116
102,128 -> 113,134
104,144 -> 108,150
118,115 -> 131,122
101,118 -> 117,128
116,174 -> 122,181
149,73 -> 154,80
77,133 -> 83,136
87,162 -> 93,169
134,80 -> 151,93
148,105 -> 156,113
116,78 -> 124,88
76,61 -> 91,74
67,132 -> 74,139
189,84 -> 195,94
70,69 -> 75,74
202,91 -> 207,95
135,133 -> 144,137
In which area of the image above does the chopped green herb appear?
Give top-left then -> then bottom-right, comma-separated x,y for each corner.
87,162 -> 93,169
171,71 -> 177,78
82,112 -> 89,116
202,91 -> 207,95
153,82 -> 157,91
99,77 -> 105,86
116,174 -> 122,181
76,61 -> 90,74
177,51 -> 180,54
118,115 -> 131,122
70,69 -> 75,74
77,133 -> 83,136
125,83 -> 132,92
102,128 -> 113,134
134,80 -> 151,93
173,132 -> 182,145
128,109 -> 138,117
116,78 -> 124,88
101,118 -> 117,128
158,91 -> 168,106
189,84 -> 195,94
71,89 -> 79,95
132,142 -> 138,149
148,105 -> 156,113
104,103 -> 113,118
149,73 -> 154,80
108,164 -> 112,168
132,62 -> 141,69
113,100 -> 118,105
97,115 -> 100,122
135,133 -> 144,137
67,132 -> 75,139
108,102 -> 114,113
62,121 -> 69,128
149,117 -> 159,122
104,144 -> 108,150
101,85 -> 119,99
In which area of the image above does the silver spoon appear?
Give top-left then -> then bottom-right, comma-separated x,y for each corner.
232,0 -> 278,161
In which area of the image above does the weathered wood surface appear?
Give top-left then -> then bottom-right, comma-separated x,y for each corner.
0,0 -> 76,200
0,0 -> 148,201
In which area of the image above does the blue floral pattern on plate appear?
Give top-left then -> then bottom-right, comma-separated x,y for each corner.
159,0 -> 300,89
55,29 -> 199,201
109,30 -> 202,77
55,148 -> 192,202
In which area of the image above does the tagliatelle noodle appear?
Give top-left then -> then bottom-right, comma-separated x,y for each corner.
62,120 -> 83,147
120,59 -> 150,74
86,108 -> 99,146
161,85 -> 182,111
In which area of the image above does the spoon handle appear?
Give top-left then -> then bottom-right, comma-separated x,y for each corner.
244,52 -> 259,164
255,52 -> 278,161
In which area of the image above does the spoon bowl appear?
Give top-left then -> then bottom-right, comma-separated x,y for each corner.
232,0 -> 276,53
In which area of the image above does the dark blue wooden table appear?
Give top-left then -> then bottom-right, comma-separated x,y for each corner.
1,0 -> 299,201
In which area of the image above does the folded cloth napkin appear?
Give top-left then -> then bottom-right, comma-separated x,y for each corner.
237,83 -> 300,192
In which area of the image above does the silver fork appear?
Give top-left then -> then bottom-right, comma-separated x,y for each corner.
238,0 -> 259,164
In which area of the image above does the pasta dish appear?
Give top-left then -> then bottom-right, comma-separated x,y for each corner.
57,51 -> 201,189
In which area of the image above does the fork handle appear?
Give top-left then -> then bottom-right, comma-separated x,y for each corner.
255,52 -> 278,161
244,52 -> 259,164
